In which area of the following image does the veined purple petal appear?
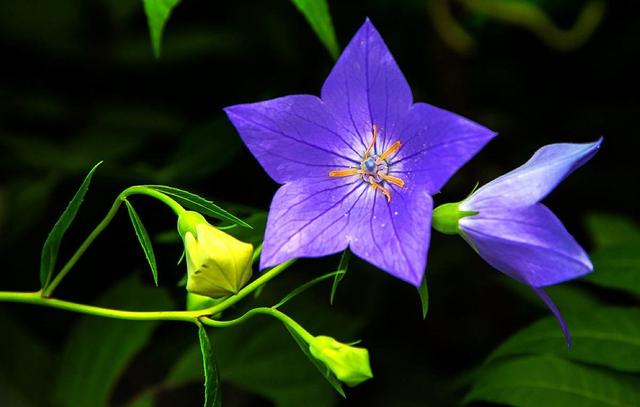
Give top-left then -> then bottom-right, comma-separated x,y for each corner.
261,175 -> 433,286
459,204 -> 592,287
260,177 -> 367,269
389,102 -> 496,195
227,19 -> 495,287
224,95 -> 360,184
462,138 -> 602,211
321,19 -> 413,152
349,185 -> 433,286
531,287 -> 571,348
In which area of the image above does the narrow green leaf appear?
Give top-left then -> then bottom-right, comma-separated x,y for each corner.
330,250 -> 350,305
274,270 -> 345,309
40,161 -> 102,288
418,276 -> 429,320
198,324 -> 222,407
54,276 -> 173,407
486,307 -> 640,373
141,0 -> 181,58
168,311 -> 348,407
289,0 -> 339,59
284,325 -> 346,398
124,199 -> 158,286
166,299 -> 361,407
584,244 -> 640,296
145,185 -> 251,228
466,355 -> 640,407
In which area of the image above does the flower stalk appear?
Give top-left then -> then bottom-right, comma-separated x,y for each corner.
1,259 -> 296,324
42,186 -> 184,297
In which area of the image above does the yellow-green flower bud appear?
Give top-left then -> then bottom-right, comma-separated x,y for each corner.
177,211 -> 253,298
309,336 -> 373,387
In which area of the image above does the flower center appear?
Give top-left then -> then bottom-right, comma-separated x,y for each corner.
329,125 -> 404,202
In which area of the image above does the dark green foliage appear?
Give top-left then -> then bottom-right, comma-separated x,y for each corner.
288,0 -> 339,59
198,324 -> 222,407
466,355 -> 640,407
53,277 -> 173,406
145,185 -> 250,228
466,213 -> 640,405
39,162 -> 102,288
142,0 -> 181,58
330,250 -> 350,305
0,1 -> 637,406
418,276 -> 429,319
124,199 -> 159,286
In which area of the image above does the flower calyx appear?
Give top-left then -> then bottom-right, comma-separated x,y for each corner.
432,201 -> 477,235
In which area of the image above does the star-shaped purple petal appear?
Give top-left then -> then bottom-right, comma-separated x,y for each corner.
225,19 -> 495,286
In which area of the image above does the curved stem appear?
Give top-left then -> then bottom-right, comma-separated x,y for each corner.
43,197 -> 123,296
123,186 -> 185,216
201,306 -> 314,343
4,260 -> 295,323
43,186 -> 185,297
205,259 -> 295,315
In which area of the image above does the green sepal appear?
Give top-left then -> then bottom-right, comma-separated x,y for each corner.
177,210 -> 207,239
432,201 -> 477,235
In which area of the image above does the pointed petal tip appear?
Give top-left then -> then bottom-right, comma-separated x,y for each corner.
531,287 -> 572,348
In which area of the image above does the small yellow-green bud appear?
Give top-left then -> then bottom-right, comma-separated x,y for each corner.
432,202 -> 477,235
178,211 -> 253,298
309,336 -> 373,387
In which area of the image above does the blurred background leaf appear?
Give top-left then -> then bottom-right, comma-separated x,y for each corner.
485,307 -> 640,372
466,355 -> 640,406
142,0 -> 181,58
583,213 -> 640,295
53,276 -> 174,407
289,0 -> 340,59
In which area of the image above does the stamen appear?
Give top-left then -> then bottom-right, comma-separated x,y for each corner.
379,173 -> 405,188
364,124 -> 378,157
329,168 -> 363,177
379,141 -> 401,160
369,177 -> 392,202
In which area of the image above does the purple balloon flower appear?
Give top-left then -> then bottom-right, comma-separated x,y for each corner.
225,19 -> 495,286
442,139 -> 602,344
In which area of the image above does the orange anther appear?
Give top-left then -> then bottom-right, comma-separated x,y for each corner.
379,141 -> 401,160
329,168 -> 362,177
369,178 -> 391,202
379,173 -> 405,188
364,125 -> 378,157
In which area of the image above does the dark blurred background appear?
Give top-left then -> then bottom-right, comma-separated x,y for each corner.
0,0 -> 638,406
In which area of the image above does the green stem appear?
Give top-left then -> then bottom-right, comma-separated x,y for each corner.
205,259 -> 295,315
252,242 -> 263,263
2,260 -> 295,324
201,306 -> 314,343
1,261 -> 301,334
43,186 -> 185,297
123,186 -> 185,216
0,291 -> 202,322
